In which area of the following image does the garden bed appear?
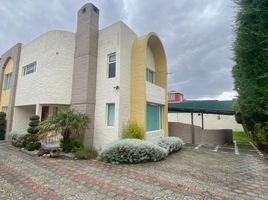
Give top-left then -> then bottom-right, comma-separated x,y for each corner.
19,147 -> 76,160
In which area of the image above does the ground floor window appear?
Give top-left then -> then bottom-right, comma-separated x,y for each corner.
107,103 -> 115,126
146,103 -> 163,131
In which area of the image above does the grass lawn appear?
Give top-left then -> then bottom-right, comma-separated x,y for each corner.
233,131 -> 251,142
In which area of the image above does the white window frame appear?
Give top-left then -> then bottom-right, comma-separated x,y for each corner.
106,103 -> 115,127
159,105 -> 163,129
146,68 -> 155,83
146,102 -> 163,131
3,73 -> 12,90
168,93 -> 175,101
23,62 -> 36,76
107,53 -> 116,78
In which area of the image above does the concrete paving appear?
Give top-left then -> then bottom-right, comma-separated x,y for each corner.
0,142 -> 267,200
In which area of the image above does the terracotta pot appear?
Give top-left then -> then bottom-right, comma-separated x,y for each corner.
37,148 -> 45,157
50,148 -> 60,158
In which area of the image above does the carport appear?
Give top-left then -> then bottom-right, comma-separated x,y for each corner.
168,100 -> 235,144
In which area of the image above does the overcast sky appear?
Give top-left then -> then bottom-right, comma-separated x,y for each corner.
0,0 -> 238,100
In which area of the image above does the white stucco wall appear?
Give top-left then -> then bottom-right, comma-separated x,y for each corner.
146,82 -> 165,105
146,46 -> 155,71
15,30 -> 75,106
93,22 -> 137,149
168,113 -> 244,131
146,130 -> 164,144
12,105 -> 36,131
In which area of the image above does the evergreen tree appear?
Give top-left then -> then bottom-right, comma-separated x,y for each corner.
233,0 -> 268,144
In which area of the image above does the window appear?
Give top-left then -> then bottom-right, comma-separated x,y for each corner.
146,103 -> 163,131
168,93 -> 175,101
107,103 -> 115,126
1,107 -> 8,113
146,68 -> 155,83
23,62 -> 36,76
3,73 -> 12,90
108,53 -> 116,78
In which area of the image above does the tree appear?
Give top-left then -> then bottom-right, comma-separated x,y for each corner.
38,109 -> 89,152
233,0 -> 268,145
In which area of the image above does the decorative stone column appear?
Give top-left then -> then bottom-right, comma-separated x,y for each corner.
71,3 -> 99,149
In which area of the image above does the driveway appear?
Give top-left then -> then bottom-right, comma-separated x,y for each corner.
0,141 -> 267,200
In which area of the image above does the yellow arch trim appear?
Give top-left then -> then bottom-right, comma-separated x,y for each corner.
130,32 -> 168,137
0,58 -> 13,110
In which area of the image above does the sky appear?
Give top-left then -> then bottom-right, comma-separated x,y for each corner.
0,0 -> 238,100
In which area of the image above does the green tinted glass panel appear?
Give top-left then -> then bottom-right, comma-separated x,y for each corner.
146,103 -> 159,131
146,69 -> 154,83
107,103 -> 115,126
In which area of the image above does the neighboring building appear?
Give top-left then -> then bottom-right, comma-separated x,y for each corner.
168,100 -> 243,132
0,3 -> 168,149
168,91 -> 184,103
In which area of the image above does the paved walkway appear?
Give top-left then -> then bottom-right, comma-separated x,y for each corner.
0,142 -> 267,200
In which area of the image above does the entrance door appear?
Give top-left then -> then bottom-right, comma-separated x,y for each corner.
41,106 -> 49,121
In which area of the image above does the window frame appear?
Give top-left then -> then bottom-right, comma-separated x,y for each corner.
107,53 -> 116,78
23,62 -> 36,76
146,102 -> 163,131
146,68 -> 155,83
168,93 -> 175,101
106,103 -> 115,127
3,73 -> 12,90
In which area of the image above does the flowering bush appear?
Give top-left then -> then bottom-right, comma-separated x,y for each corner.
157,137 -> 184,154
10,131 -> 28,147
98,139 -> 168,164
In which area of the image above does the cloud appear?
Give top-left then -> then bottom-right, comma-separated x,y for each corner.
0,0 -> 237,100
196,91 -> 238,100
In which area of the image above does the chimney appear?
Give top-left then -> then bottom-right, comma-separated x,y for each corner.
71,3 -> 99,149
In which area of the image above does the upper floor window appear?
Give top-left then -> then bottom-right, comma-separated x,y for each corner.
23,62 -> 36,76
146,68 -> 155,83
168,93 -> 175,101
3,73 -> 12,90
108,53 -> 116,78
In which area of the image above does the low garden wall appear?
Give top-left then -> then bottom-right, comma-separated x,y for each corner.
168,122 -> 232,145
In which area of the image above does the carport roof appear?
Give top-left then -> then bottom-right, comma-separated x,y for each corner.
168,100 -> 234,115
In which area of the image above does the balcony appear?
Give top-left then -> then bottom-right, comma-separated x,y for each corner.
146,82 -> 165,105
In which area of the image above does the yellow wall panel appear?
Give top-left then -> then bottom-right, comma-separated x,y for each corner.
0,58 -> 13,111
131,33 -> 168,137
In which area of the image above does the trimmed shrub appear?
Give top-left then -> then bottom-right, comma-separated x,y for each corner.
23,134 -> 38,146
157,137 -> 184,154
22,115 -> 41,151
27,115 -> 40,135
0,112 -> 6,140
60,138 -> 84,153
98,139 -> 168,164
30,115 -> 40,121
74,149 -> 92,160
10,131 -> 28,147
122,121 -> 144,139
26,141 -> 41,151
